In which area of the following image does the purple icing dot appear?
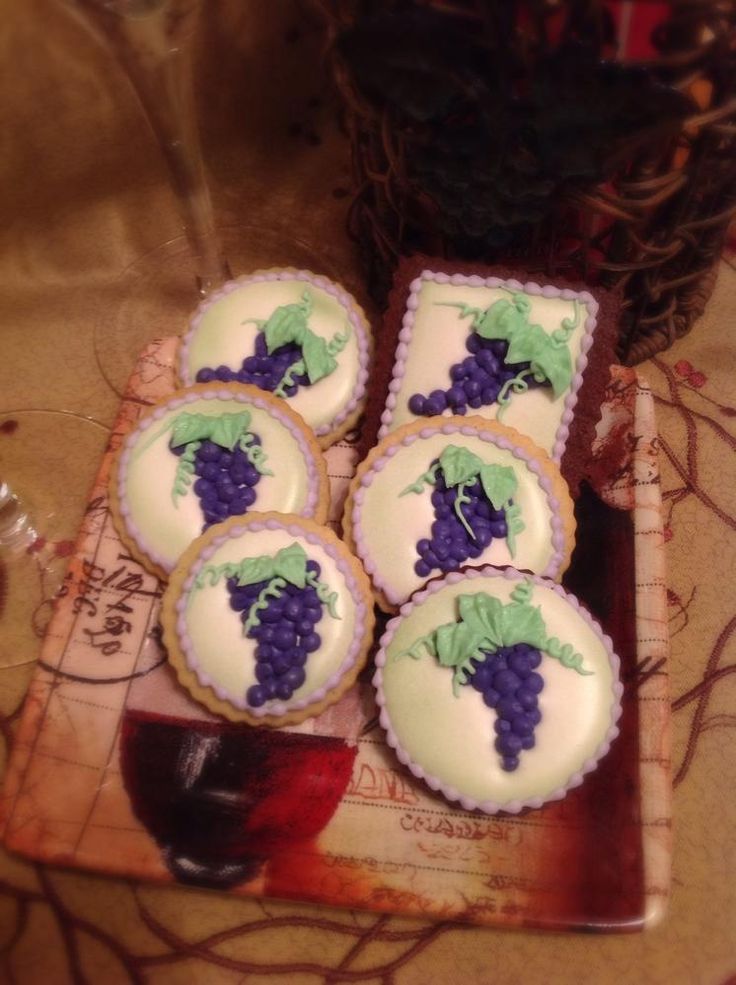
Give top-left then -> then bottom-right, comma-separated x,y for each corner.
408,394 -> 426,415
508,651 -> 531,676
496,696 -> 523,719
511,715 -> 534,737
291,648 -> 308,667
526,672 -> 544,695
283,667 -> 306,690
493,670 -> 521,696
517,688 -> 538,710
483,688 -> 500,709
274,626 -> 296,650
496,733 -> 523,756
246,684 -> 268,708
271,655 -> 291,675
255,663 -> 274,683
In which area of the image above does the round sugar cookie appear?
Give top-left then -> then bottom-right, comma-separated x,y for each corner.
374,566 -> 623,814
178,268 -> 372,447
111,383 -> 329,578
161,512 -> 376,726
343,416 -> 575,611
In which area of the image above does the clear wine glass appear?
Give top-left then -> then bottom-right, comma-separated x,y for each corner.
67,0 -> 230,294
63,0 -> 334,397
0,411 -> 109,670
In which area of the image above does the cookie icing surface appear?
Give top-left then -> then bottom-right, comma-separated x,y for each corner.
349,419 -> 574,608
375,567 -> 622,812
180,270 -> 370,440
176,521 -> 366,718
118,387 -> 325,573
379,271 -> 598,461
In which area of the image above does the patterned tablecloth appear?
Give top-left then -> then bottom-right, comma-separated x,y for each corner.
0,1 -> 734,982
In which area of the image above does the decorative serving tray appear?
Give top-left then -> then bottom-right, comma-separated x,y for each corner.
0,339 -> 671,931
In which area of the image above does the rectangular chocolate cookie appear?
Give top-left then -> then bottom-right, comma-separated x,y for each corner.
359,255 -> 620,495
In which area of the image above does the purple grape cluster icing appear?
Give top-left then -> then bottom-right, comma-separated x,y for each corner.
170,435 -> 264,529
408,335 -> 535,417
193,543 -> 340,711
197,333 -> 309,396
468,644 -> 544,771
194,289 -> 349,399
407,292 -> 578,420
165,410 -> 272,532
227,560 -> 325,707
401,445 -> 524,580
398,581 -> 591,772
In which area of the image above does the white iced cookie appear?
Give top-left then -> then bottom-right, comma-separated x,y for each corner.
110,383 -> 329,578
179,268 -> 372,447
343,417 -> 575,611
379,268 -> 600,462
374,566 -> 623,814
162,513 -> 375,726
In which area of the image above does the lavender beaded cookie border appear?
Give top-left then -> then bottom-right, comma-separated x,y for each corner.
373,565 -> 623,815
351,421 -> 569,607
175,517 -> 370,718
179,269 -> 371,439
377,270 -> 599,462
118,387 -> 323,573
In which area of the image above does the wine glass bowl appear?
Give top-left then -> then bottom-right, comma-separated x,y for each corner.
92,224 -> 341,397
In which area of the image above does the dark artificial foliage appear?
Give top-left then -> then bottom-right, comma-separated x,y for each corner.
338,9 -> 690,257
319,0 -> 736,361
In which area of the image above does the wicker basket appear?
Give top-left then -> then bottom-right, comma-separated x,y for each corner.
315,0 -> 736,364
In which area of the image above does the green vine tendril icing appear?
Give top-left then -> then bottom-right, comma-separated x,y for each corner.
396,579 -> 592,695
171,439 -> 201,504
168,411 -> 273,506
131,409 -> 273,507
437,293 -> 578,418
244,289 -> 351,394
192,542 -> 340,634
400,445 -> 525,556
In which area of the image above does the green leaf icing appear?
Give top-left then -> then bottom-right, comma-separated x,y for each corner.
245,289 -> 350,391
170,411 -> 252,451
437,446 -> 484,487
209,413 -> 249,452
192,541 -> 340,633
263,290 -> 313,353
401,447 -> 524,555
440,292 -> 579,409
195,542 -> 308,590
396,580 -> 593,695
479,464 -> 517,512
165,411 -> 272,506
301,332 -> 335,384
475,294 -> 532,342
458,593 -> 504,648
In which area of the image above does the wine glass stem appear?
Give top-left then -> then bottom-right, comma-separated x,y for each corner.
115,23 -> 231,294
